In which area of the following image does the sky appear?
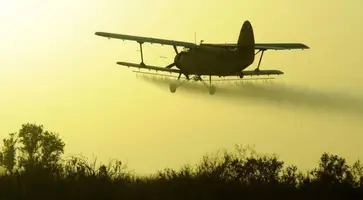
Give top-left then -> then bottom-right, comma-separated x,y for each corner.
1,0 -> 363,174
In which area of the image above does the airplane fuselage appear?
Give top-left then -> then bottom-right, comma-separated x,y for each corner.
173,20 -> 255,76
174,46 -> 254,76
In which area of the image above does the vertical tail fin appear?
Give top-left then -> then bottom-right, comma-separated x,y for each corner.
237,20 -> 255,64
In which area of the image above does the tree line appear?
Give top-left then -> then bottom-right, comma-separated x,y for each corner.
0,123 -> 362,199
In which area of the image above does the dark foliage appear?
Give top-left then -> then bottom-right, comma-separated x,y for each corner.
0,123 -> 362,200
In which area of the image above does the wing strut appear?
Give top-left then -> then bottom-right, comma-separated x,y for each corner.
138,41 -> 145,66
255,49 -> 266,72
173,45 -> 178,54
134,41 -> 180,72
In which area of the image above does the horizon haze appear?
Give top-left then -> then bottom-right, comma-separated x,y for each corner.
1,0 -> 363,174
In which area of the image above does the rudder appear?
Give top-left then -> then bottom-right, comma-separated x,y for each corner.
237,20 -> 255,63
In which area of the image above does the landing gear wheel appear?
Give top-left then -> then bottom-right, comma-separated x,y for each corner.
169,83 -> 177,93
239,72 -> 244,79
209,85 -> 216,95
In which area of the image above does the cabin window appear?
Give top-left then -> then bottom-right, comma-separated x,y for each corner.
183,47 -> 191,52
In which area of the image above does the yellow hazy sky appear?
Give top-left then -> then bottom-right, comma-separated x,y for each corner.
1,0 -> 363,174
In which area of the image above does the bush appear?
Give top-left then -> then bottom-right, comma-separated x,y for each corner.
0,123 -> 362,199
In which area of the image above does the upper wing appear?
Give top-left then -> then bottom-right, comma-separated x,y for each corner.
200,43 -> 309,50
95,32 -> 199,48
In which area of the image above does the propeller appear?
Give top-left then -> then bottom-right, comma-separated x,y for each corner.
165,50 -> 183,69
164,61 -> 189,80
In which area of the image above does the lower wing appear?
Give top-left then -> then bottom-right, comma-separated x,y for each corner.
117,61 -> 180,73
134,70 -> 276,81
116,61 -> 283,76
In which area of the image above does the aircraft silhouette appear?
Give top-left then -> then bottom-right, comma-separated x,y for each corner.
95,20 -> 309,95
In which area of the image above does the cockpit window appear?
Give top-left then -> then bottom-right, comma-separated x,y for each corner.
182,47 -> 191,52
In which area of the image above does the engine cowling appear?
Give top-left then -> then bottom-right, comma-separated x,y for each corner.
174,52 -> 185,68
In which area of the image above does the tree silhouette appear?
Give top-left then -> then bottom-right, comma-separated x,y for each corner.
0,123 -> 65,172
39,130 -> 65,167
313,152 -> 352,184
17,123 -> 44,167
0,132 -> 17,173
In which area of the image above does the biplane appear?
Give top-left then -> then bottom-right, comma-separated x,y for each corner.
95,20 -> 309,95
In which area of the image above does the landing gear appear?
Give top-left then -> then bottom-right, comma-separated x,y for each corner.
191,75 -> 216,95
169,73 -> 188,93
169,83 -> 177,93
209,85 -> 216,95
169,74 -> 216,95
207,75 -> 216,95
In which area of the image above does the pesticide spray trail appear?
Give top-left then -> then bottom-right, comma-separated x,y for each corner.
136,73 -> 363,117
218,83 -> 363,115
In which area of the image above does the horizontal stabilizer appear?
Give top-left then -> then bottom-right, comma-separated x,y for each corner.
255,43 -> 309,50
242,69 -> 284,76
